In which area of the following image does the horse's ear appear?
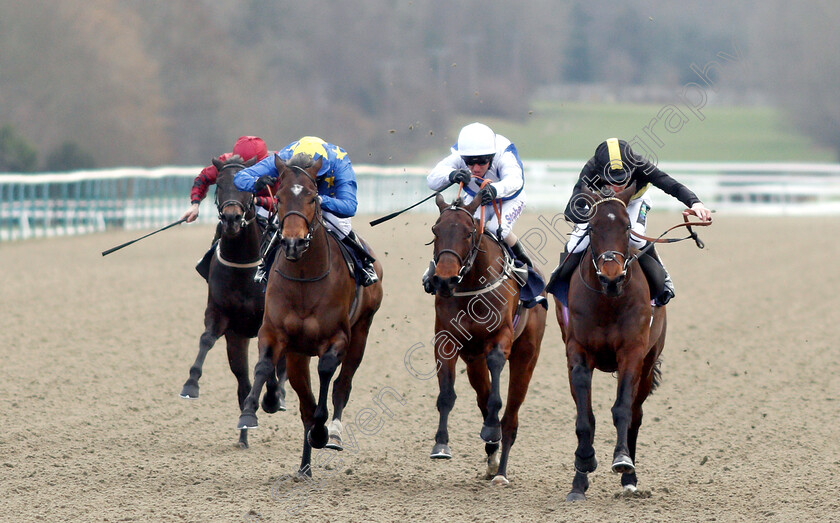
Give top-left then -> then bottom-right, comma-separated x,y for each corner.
464,194 -> 483,214
212,157 -> 224,170
435,192 -> 447,211
309,157 -> 323,179
244,156 -> 257,167
274,153 -> 286,173
616,181 -> 637,204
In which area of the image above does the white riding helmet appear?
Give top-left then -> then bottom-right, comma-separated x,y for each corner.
456,122 -> 496,156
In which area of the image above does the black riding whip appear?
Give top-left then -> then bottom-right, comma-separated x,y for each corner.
369,182 -> 454,226
101,218 -> 187,256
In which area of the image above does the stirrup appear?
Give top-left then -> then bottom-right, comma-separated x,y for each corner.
361,265 -> 379,286
654,288 -> 674,307
254,263 -> 268,284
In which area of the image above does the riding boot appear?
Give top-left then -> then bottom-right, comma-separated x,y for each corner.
254,229 -> 279,285
195,241 -> 216,281
420,261 -> 436,294
546,249 -> 583,298
342,231 -> 379,286
509,239 -> 534,268
644,244 -> 675,306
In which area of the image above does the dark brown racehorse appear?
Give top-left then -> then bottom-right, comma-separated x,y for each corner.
180,155 -> 287,449
555,183 -> 666,501
237,152 -> 383,477
427,193 -> 546,485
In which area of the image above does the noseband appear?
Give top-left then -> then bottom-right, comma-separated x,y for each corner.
216,162 -> 256,228
433,205 -> 481,284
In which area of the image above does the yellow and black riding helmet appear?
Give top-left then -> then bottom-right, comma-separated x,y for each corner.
593,138 -> 649,199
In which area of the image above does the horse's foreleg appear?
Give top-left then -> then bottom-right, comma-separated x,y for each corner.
430,355 -> 458,459
237,339 -> 276,430
622,356 -> 657,491
480,344 -> 506,445
225,333 -> 251,448
567,350 -> 596,502
308,343 -> 342,450
180,313 -> 228,399
286,353 -> 316,477
328,315 -> 373,450
611,355 -> 644,476
492,337 -> 541,486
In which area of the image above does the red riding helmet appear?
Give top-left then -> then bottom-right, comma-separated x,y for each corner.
232,136 -> 268,162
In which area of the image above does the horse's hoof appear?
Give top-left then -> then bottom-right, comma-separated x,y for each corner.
325,435 -> 343,451
293,469 -> 311,481
238,440 -> 249,450
480,425 -> 502,444
623,483 -> 637,493
179,383 -> 199,399
566,492 -> 587,502
574,454 -> 598,474
261,394 -> 283,414
308,426 -> 329,449
430,443 -> 452,459
611,454 -> 635,474
490,475 -> 509,486
237,414 -> 258,430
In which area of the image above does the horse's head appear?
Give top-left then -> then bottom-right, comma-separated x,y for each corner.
274,152 -> 323,261
429,193 -> 483,297
213,155 -> 257,236
587,183 -> 636,297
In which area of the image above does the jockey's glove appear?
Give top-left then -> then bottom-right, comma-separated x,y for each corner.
253,175 -> 277,194
448,169 -> 471,185
479,184 -> 497,205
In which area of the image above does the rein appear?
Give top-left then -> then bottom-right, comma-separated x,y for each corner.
433,204 -> 514,297
456,176 -> 503,237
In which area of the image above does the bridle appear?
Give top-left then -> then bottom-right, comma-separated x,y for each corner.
215,162 -> 256,228
276,164 -> 323,253
273,164 -> 332,283
432,205 -> 483,285
587,197 -> 633,282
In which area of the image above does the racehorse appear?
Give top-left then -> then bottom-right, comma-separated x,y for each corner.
427,193 -> 546,485
555,183 -> 666,501
236,152 -> 383,477
179,155 -> 287,449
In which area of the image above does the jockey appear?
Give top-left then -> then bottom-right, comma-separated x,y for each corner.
422,122 -> 532,294
184,135 -> 275,280
234,136 -> 379,287
181,135 -> 273,225
558,138 -> 712,306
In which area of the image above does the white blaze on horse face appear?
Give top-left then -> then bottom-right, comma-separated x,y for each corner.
607,212 -> 616,221
291,184 -> 304,196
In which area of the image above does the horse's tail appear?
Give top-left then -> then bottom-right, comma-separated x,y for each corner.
650,358 -> 663,393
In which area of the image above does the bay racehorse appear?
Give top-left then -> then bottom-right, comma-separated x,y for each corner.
555,183 -> 666,501
427,193 -> 546,485
180,155 -> 287,449
237,152 -> 383,477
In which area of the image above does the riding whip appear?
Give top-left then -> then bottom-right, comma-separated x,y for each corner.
101,218 -> 187,256
369,182 -> 454,226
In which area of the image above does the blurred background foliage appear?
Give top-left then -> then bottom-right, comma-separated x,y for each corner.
0,0 -> 836,171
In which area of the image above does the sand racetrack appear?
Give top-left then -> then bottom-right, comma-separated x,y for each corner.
1,212 -> 839,522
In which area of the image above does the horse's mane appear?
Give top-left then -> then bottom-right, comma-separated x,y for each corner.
288,152 -> 317,170
223,154 -> 245,166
